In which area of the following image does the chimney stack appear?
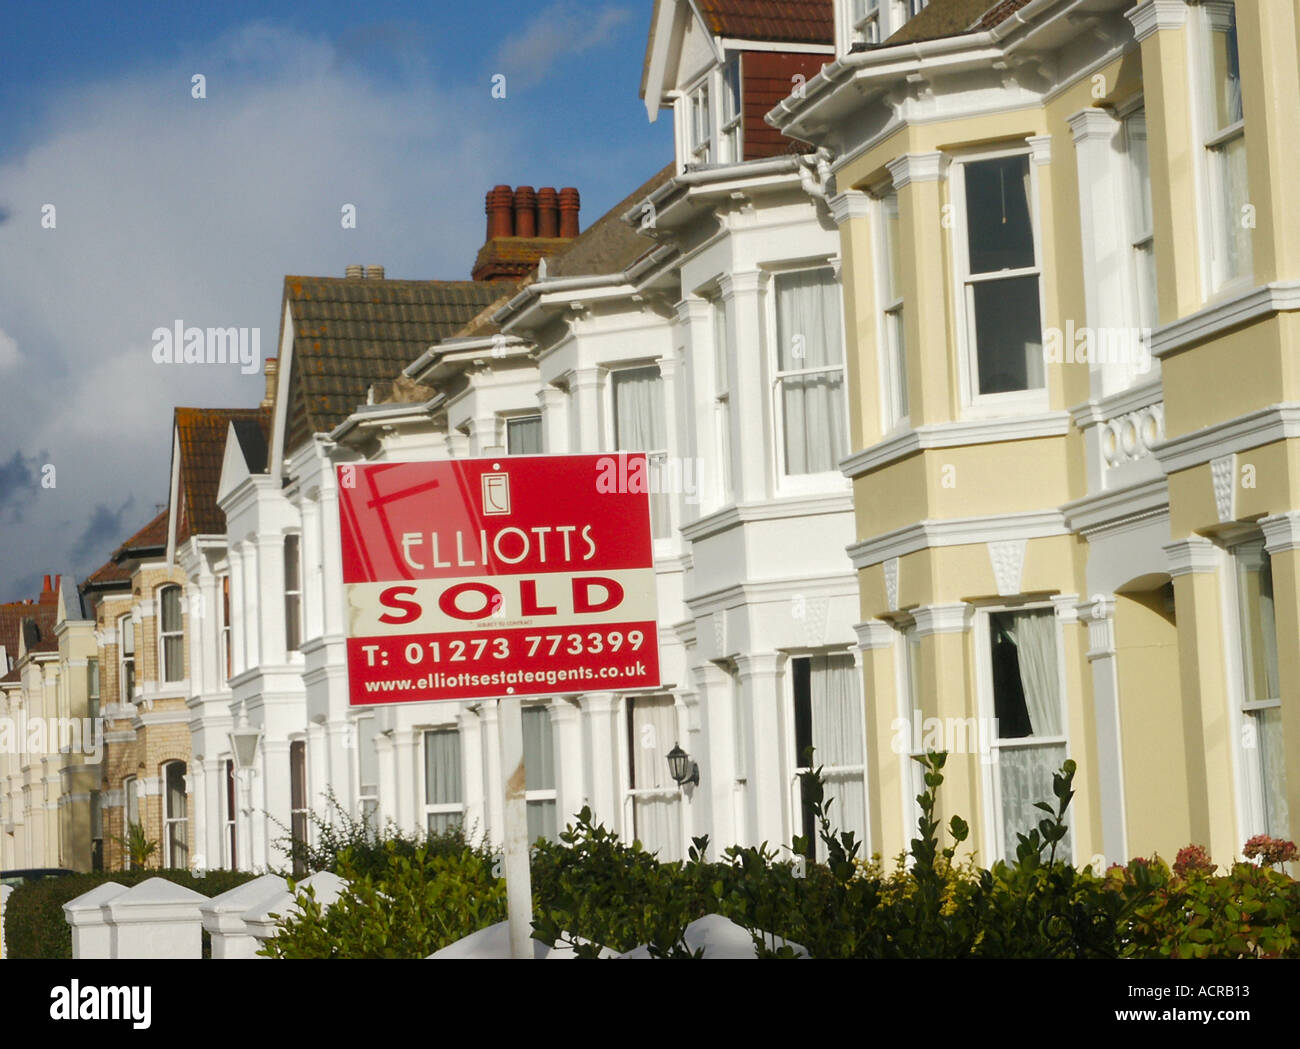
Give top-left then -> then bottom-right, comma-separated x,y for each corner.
513,187 -> 537,238
537,187 -> 559,238
558,187 -> 581,239
486,185 -> 514,239
366,264 -> 384,280
345,264 -> 364,279
262,358 -> 278,410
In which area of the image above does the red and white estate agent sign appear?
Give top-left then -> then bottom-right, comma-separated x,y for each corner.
337,455 -> 661,705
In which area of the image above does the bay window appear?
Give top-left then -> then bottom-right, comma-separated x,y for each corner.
612,365 -> 671,539
985,609 -> 1069,861
424,728 -> 464,835
159,584 -> 184,683
1198,1 -> 1251,290
625,694 -> 682,860
957,152 -> 1044,400
1233,539 -> 1288,838
791,653 -> 867,859
773,267 -> 848,476
523,705 -> 558,843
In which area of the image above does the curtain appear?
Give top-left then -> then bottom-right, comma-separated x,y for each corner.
1004,611 -> 1062,737
508,416 -> 542,455
613,367 -> 671,538
166,764 -> 189,869
1219,133 -> 1252,281
1255,708 -> 1291,840
999,742 -> 1068,860
629,696 -> 682,860
775,269 -> 846,474
523,706 -> 557,842
425,729 -> 463,835
161,587 -> 184,681
809,654 -> 867,847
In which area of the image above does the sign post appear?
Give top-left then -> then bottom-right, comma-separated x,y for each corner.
336,453 -> 661,959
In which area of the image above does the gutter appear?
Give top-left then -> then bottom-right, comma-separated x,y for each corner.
329,393 -> 447,443
765,0 -> 1066,135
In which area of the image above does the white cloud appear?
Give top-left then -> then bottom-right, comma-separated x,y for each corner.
497,3 -> 633,86
0,329 -> 18,368
0,21 -> 523,593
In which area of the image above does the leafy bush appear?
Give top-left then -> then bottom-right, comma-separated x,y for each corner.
261,843 -> 506,959
3,868 -> 258,960
271,788 -> 485,880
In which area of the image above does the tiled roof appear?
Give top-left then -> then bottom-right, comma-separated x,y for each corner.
547,164 -> 676,279
882,0 -> 1031,45
0,597 -> 59,672
81,558 -> 131,589
694,0 -> 834,45
282,277 -> 515,450
113,511 -> 169,563
175,406 -> 271,541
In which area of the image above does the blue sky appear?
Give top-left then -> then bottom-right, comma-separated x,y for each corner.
0,1 -> 672,603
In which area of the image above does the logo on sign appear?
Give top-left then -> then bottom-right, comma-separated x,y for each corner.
482,472 -> 511,515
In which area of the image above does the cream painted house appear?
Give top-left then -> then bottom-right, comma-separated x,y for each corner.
770,0 -> 1300,867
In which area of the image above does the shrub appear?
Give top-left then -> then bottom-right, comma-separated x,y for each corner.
261,843 -> 506,959
3,868 -> 258,960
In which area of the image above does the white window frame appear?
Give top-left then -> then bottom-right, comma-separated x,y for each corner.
1224,536 -> 1287,840
1191,0 -> 1252,297
218,571 -> 232,686
972,603 -> 1074,864
522,703 -> 559,841
720,55 -> 742,163
687,77 -> 712,166
1119,101 -> 1158,332
607,363 -> 672,543
949,144 -> 1050,418
767,262 -> 851,494
874,187 -> 909,432
619,693 -> 685,861
158,584 -> 184,684
118,612 -> 136,702
423,727 -> 465,834
783,650 -> 870,861
850,0 -> 881,45
894,621 -> 925,843
505,413 -> 543,455
283,532 -> 303,655
162,760 -> 189,870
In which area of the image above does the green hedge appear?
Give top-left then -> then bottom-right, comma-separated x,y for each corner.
3,869 -> 259,960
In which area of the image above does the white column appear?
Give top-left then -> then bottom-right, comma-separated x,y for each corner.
571,366 -> 602,452
300,494 -> 324,643
479,703 -> 504,845
1076,594 -> 1128,865
319,480 -> 346,638
718,271 -> 768,503
578,691 -> 621,830
228,546 -> 246,676
256,535 -> 286,663
735,653 -> 785,850
538,385 -> 568,455
552,697 -> 583,827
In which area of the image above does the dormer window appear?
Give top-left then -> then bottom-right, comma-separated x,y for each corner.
720,57 -> 742,162
850,0 -> 881,44
689,80 -> 712,165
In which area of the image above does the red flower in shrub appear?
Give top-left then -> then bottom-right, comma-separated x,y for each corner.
1243,835 -> 1298,866
1173,844 -> 1214,877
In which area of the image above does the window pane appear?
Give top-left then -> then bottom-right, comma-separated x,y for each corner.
1252,707 -> 1290,839
121,617 -> 134,654
527,800 -> 558,843
999,742 -> 1070,860
627,696 -> 681,860
991,610 -> 1061,739
972,275 -> 1043,394
507,415 -> 542,455
882,193 -> 902,303
613,367 -> 666,450
808,653 -> 866,848
1126,112 -> 1153,236
1236,542 -> 1280,703
357,717 -> 379,796
522,707 -> 556,791
424,729 -> 463,832
283,535 -> 300,591
161,586 -> 182,632
965,155 -> 1035,274
775,269 -> 843,370
1207,4 -> 1243,131
781,373 -> 848,474
888,310 -> 908,420
1214,132 -> 1252,282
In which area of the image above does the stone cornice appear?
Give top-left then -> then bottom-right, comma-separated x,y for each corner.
1125,0 -> 1189,44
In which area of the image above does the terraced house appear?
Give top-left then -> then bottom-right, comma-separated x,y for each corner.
770,0 -> 1300,865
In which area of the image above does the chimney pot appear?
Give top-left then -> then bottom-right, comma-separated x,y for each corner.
366,264 -> 384,280
345,264 -> 364,279
486,185 -> 514,239
262,358 -> 279,410
513,187 -> 537,238
558,187 -> 581,239
537,187 -> 559,238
